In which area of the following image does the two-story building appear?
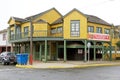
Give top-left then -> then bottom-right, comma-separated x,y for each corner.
0,29 -> 11,53
8,8 -> 112,62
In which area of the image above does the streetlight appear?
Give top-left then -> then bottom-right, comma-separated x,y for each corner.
87,42 -> 91,62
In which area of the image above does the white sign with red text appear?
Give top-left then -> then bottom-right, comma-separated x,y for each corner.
88,33 -> 110,41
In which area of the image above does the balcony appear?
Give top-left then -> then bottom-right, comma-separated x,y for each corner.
9,30 -> 63,41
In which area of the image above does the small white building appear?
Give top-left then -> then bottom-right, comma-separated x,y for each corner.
0,29 -> 11,53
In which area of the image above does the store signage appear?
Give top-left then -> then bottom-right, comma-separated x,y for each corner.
88,33 -> 110,41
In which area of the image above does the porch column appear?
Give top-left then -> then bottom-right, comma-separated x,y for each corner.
33,43 -> 36,60
64,40 -> 67,62
39,44 -> 42,61
84,40 -> 87,62
102,42 -> 104,60
14,24 -> 17,39
11,43 -> 14,52
56,42 -> 58,60
24,44 -> 26,52
44,40 -> 47,62
109,43 -> 112,61
93,41 -> 96,61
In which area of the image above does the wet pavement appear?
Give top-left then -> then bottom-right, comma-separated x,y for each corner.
0,65 -> 120,80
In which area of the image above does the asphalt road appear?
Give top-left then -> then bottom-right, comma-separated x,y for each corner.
0,65 -> 120,80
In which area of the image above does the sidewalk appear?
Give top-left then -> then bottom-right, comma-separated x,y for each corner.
16,61 -> 120,69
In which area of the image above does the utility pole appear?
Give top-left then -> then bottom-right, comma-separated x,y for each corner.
29,17 -> 33,65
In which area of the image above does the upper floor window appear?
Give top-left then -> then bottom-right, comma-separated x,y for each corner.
96,27 -> 102,33
104,29 -> 110,34
51,26 -> 63,34
57,27 -> 62,33
10,30 -> 14,40
88,26 -> 94,33
51,28 -> 57,34
70,20 -> 80,37
3,33 -> 6,41
24,26 -> 29,37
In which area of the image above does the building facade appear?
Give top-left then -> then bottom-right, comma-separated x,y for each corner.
0,29 -> 11,53
8,8 -> 114,62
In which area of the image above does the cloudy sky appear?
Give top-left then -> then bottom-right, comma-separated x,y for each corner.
0,0 -> 120,30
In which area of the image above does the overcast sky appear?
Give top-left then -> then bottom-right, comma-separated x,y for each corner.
0,0 -> 120,30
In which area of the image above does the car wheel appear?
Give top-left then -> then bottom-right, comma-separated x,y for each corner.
14,62 -> 17,65
7,62 -> 10,65
2,60 -> 6,65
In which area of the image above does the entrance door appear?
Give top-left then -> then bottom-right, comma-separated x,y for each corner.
67,48 -> 84,60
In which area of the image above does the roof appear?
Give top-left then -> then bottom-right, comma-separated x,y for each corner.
64,8 -> 87,19
34,19 -> 47,23
51,17 -> 63,25
12,17 -> 27,22
52,14 -> 111,26
85,14 -> 111,26
0,29 -> 7,34
25,7 -> 62,21
8,8 -> 111,26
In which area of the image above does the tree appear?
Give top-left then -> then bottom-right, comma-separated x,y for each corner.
116,41 -> 120,48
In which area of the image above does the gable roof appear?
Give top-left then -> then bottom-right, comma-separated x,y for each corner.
8,8 -> 111,26
25,7 -> 62,21
8,17 -> 28,24
64,8 -> 87,18
63,8 -> 111,26
85,14 -> 111,26
51,17 -> 63,25
34,19 -> 47,23
12,17 -> 27,22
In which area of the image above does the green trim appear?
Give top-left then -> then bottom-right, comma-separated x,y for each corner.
58,45 -> 85,48
33,43 -> 36,60
39,44 -> 42,61
64,40 -> 67,62
56,43 -> 58,60
84,40 -> 87,62
102,46 -> 104,60
93,42 -> 96,61
109,43 -> 112,61
44,40 -> 47,62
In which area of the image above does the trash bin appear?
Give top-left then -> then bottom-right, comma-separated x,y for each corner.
16,53 -> 28,65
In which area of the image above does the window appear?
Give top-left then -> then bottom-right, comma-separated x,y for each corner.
104,29 -> 110,34
3,33 -> 6,41
57,27 -> 62,33
71,20 -> 80,37
96,27 -> 102,33
51,28 -> 57,34
88,26 -> 94,32
10,30 -> 14,40
16,26 -> 21,39
24,26 -> 29,37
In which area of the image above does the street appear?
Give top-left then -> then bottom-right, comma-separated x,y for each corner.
0,65 -> 120,80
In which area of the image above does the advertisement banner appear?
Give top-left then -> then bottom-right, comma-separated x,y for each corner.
88,33 -> 110,41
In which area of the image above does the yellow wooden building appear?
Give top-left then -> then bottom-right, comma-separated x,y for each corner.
8,8 -> 117,62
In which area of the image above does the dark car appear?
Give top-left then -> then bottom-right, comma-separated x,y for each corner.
0,52 -> 17,65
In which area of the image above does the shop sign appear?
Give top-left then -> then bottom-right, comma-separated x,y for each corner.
88,33 -> 110,41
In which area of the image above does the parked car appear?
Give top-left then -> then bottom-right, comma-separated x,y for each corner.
0,52 -> 17,65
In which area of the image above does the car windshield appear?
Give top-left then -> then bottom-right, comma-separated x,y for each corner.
7,53 -> 15,56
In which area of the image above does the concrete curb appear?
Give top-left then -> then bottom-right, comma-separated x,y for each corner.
73,63 -> 120,68
16,63 -> 120,69
16,64 -> 34,68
